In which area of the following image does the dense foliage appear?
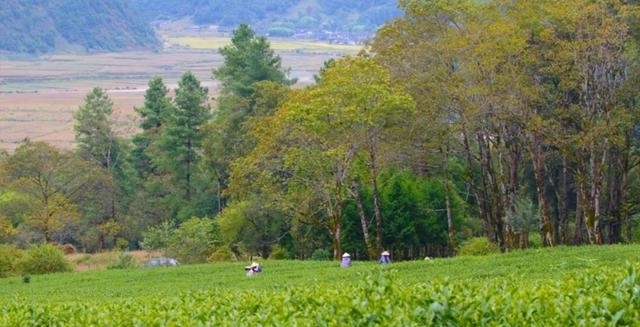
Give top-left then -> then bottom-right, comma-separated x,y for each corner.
0,0 -> 159,54
4,1 -> 640,264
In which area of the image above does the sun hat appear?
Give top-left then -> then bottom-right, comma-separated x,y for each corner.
250,262 -> 259,268
381,251 -> 390,256
342,252 -> 350,258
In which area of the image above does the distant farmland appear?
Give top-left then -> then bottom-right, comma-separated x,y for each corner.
0,39 -> 361,152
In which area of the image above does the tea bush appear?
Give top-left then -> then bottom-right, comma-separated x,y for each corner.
1,244 -> 639,325
2,264 -> 640,326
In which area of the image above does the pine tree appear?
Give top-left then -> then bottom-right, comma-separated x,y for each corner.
157,71 -> 211,208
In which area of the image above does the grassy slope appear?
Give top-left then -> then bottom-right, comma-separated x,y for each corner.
1,244 -> 638,303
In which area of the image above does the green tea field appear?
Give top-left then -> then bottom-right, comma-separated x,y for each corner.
2,245 -> 640,326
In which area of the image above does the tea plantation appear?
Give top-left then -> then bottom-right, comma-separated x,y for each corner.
1,245 -> 640,326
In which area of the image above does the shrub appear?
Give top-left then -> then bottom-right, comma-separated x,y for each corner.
208,248 -> 233,262
107,252 -> 138,269
17,243 -> 72,275
269,245 -> 290,260
142,218 -> 222,264
311,248 -> 331,261
457,237 -> 501,256
0,244 -> 22,278
169,217 -> 221,264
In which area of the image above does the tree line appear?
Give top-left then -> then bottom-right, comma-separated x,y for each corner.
2,0 -> 640,262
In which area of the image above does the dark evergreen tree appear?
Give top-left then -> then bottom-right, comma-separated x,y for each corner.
130,77 -> 172,178
206,24 -> 295,212
73,87 -> 135,249
74,87 -> 117,169
124,77 -> 176,244
213,23 -> 296,99
156,71 -> 211,221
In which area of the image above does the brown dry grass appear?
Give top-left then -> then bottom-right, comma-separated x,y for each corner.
0,41 -> 353,152
66,250 -> 161,271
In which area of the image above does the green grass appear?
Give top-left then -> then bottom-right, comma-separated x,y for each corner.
1,244 -> 640,325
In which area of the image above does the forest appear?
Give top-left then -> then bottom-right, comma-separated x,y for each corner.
2,0 -> 640,262
131,0 -> 401,40
0,0 -> 400,55
0,0 -> 159,54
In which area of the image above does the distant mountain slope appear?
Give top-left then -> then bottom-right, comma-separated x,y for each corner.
131,0 -> 401,42
0,0 -> 160,54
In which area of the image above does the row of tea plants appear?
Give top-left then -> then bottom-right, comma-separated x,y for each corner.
2,262 -> 639,326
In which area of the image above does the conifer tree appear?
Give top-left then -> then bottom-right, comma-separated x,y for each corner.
157,71 -> 211,212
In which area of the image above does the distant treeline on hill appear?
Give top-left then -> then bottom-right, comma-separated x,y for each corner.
131,0 -> 401,43
0,0 -> 159,54
0,0 -> 400,54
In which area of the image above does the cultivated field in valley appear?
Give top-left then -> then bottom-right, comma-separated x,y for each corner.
0,37 -> 361,152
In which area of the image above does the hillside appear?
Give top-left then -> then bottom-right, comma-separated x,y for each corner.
131,0 -> 402,44
0,0 -> 399,55
0,0 -> 160,54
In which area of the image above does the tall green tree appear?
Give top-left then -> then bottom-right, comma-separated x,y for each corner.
156,71 -> 211,221
124,77 -> 175,244
370,0 -> 640,249
230,56 -> 415,259
74,87 -> 132,248
205,24 -> 295,212
213,23 -> 295,98
541,1 -> 634,244
74,87 -> 118,170
131,76 -> 172,178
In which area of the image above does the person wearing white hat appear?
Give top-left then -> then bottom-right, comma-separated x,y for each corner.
340,252 -> 351,268
244,261 -> 262,276
379,250 -> 391,264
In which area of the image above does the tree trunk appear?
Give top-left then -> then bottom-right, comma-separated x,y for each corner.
558,155 -> 569,244
461,125 -> 492,245
530,134 -> 554,246
573,186 -> 584,245
348,183 -> 375,259
330,223 -> 342,261
442,145 -> 456,255
368,151 -> 384,254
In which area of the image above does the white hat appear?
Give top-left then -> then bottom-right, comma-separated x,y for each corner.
381,251 -> 390,256
250,262 -> 259,268
342,252 -> 350,258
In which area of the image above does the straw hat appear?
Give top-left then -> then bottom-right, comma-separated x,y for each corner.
342,252 -> 350,258
250,262 -> 259,268
381,251 -> 390,256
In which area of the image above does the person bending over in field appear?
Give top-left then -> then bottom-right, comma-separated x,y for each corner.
244,262 -> 262,277
379,250 -> 391,264
340,252 -> 352,268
